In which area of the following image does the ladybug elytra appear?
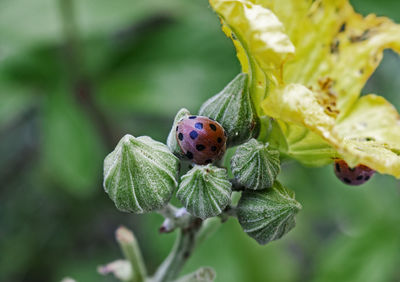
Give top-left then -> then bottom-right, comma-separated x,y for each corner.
176,116 -> 227,165
334,159 -> 375,186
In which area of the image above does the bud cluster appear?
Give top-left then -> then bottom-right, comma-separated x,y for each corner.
103,73 -> 302,246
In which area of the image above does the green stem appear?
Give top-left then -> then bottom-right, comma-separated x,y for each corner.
153,220 -> 202,282
116,226 -> 147,282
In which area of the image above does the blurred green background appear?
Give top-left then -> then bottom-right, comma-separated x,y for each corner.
1,0 -> 400,281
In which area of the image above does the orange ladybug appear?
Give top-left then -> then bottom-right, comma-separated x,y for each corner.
176,116 -> 227,165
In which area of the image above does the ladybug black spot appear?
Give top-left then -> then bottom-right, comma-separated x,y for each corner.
186,151 -> 193,159
196,144 -> 205,151
217,137 -> 222,143
365,175 -> 370,181
205,159 -> 212,164
343,178 -> 352,184
209,124 -> 217,131
211,146 -> 217,152
176,126 -> 179,131
335,163 -> 340,172
189,116 -> 197,119
195,122 -> 203,129
178,133 -> 184,141
356,175 -> 363,180
189,131 -> 198,140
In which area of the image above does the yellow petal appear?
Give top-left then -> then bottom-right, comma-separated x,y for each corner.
252,0 -> 400,117
209,0 -> 295,114
263,86 -> 400,178
335,95 -> 400,177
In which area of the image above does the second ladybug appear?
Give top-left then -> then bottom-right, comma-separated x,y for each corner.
176,116 -> 227,165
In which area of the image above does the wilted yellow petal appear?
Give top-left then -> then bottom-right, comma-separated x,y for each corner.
335,95 -> 400,148
334,95 -> 400,177
263,87 -> 400,177
209,0 -> 295,113
253,0 -> 400,117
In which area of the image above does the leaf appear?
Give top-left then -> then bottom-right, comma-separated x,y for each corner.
42,91 -> 104,196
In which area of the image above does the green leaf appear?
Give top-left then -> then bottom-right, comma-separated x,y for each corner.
231,139 -> 280,190
103,134 -> 179,213
42,91 -> 104,196
237,181 -> 301,245
199,73 -> 258,147
177,164 -> 232,219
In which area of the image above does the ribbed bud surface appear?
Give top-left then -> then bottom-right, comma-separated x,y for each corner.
104,135 -> 179,213
167,108 -> 191,157
177,164 -> 232,219
231,139 -> 280,190
237,181 -> 302,245
199,73 -> 258,147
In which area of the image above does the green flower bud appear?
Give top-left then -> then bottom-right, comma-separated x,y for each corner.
167,108 -> 191,157
177,164 -> 232,219
231,139 -> 280,190
104,134 -> 179,213
199,73 -> 259,147
237,181 -> 302,245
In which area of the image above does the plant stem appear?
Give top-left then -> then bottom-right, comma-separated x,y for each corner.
153,218 -> 202,282
116,226 -> 147,282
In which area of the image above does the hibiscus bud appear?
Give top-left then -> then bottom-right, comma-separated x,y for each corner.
199,73 -> 259,147
177,164 -> 232,219
167,108 -> 191,157
104,135 -> 179,213
231,139 -> 280,190
237,181 -> 302,245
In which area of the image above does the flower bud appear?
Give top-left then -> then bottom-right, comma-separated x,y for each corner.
231,139 -> 280,190
167,108 -> 191,157
176,164 -> 232,219
237,181 -> 302,245
104,134 -> 179,213
199,73 -> 259,147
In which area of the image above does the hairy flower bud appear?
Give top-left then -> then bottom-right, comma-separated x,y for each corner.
167,108 -> 191,157
199,73 -> 259,147
237,181 -> 302,245
231,139 -> 280,190
104,135 -> 179,213
177,164 -> 232,219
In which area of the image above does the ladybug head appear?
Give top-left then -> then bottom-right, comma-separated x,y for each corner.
176,115 -> 227,165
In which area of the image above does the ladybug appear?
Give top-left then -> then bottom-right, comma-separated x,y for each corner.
176,115 -> 227,165
334,159 -> 375,186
